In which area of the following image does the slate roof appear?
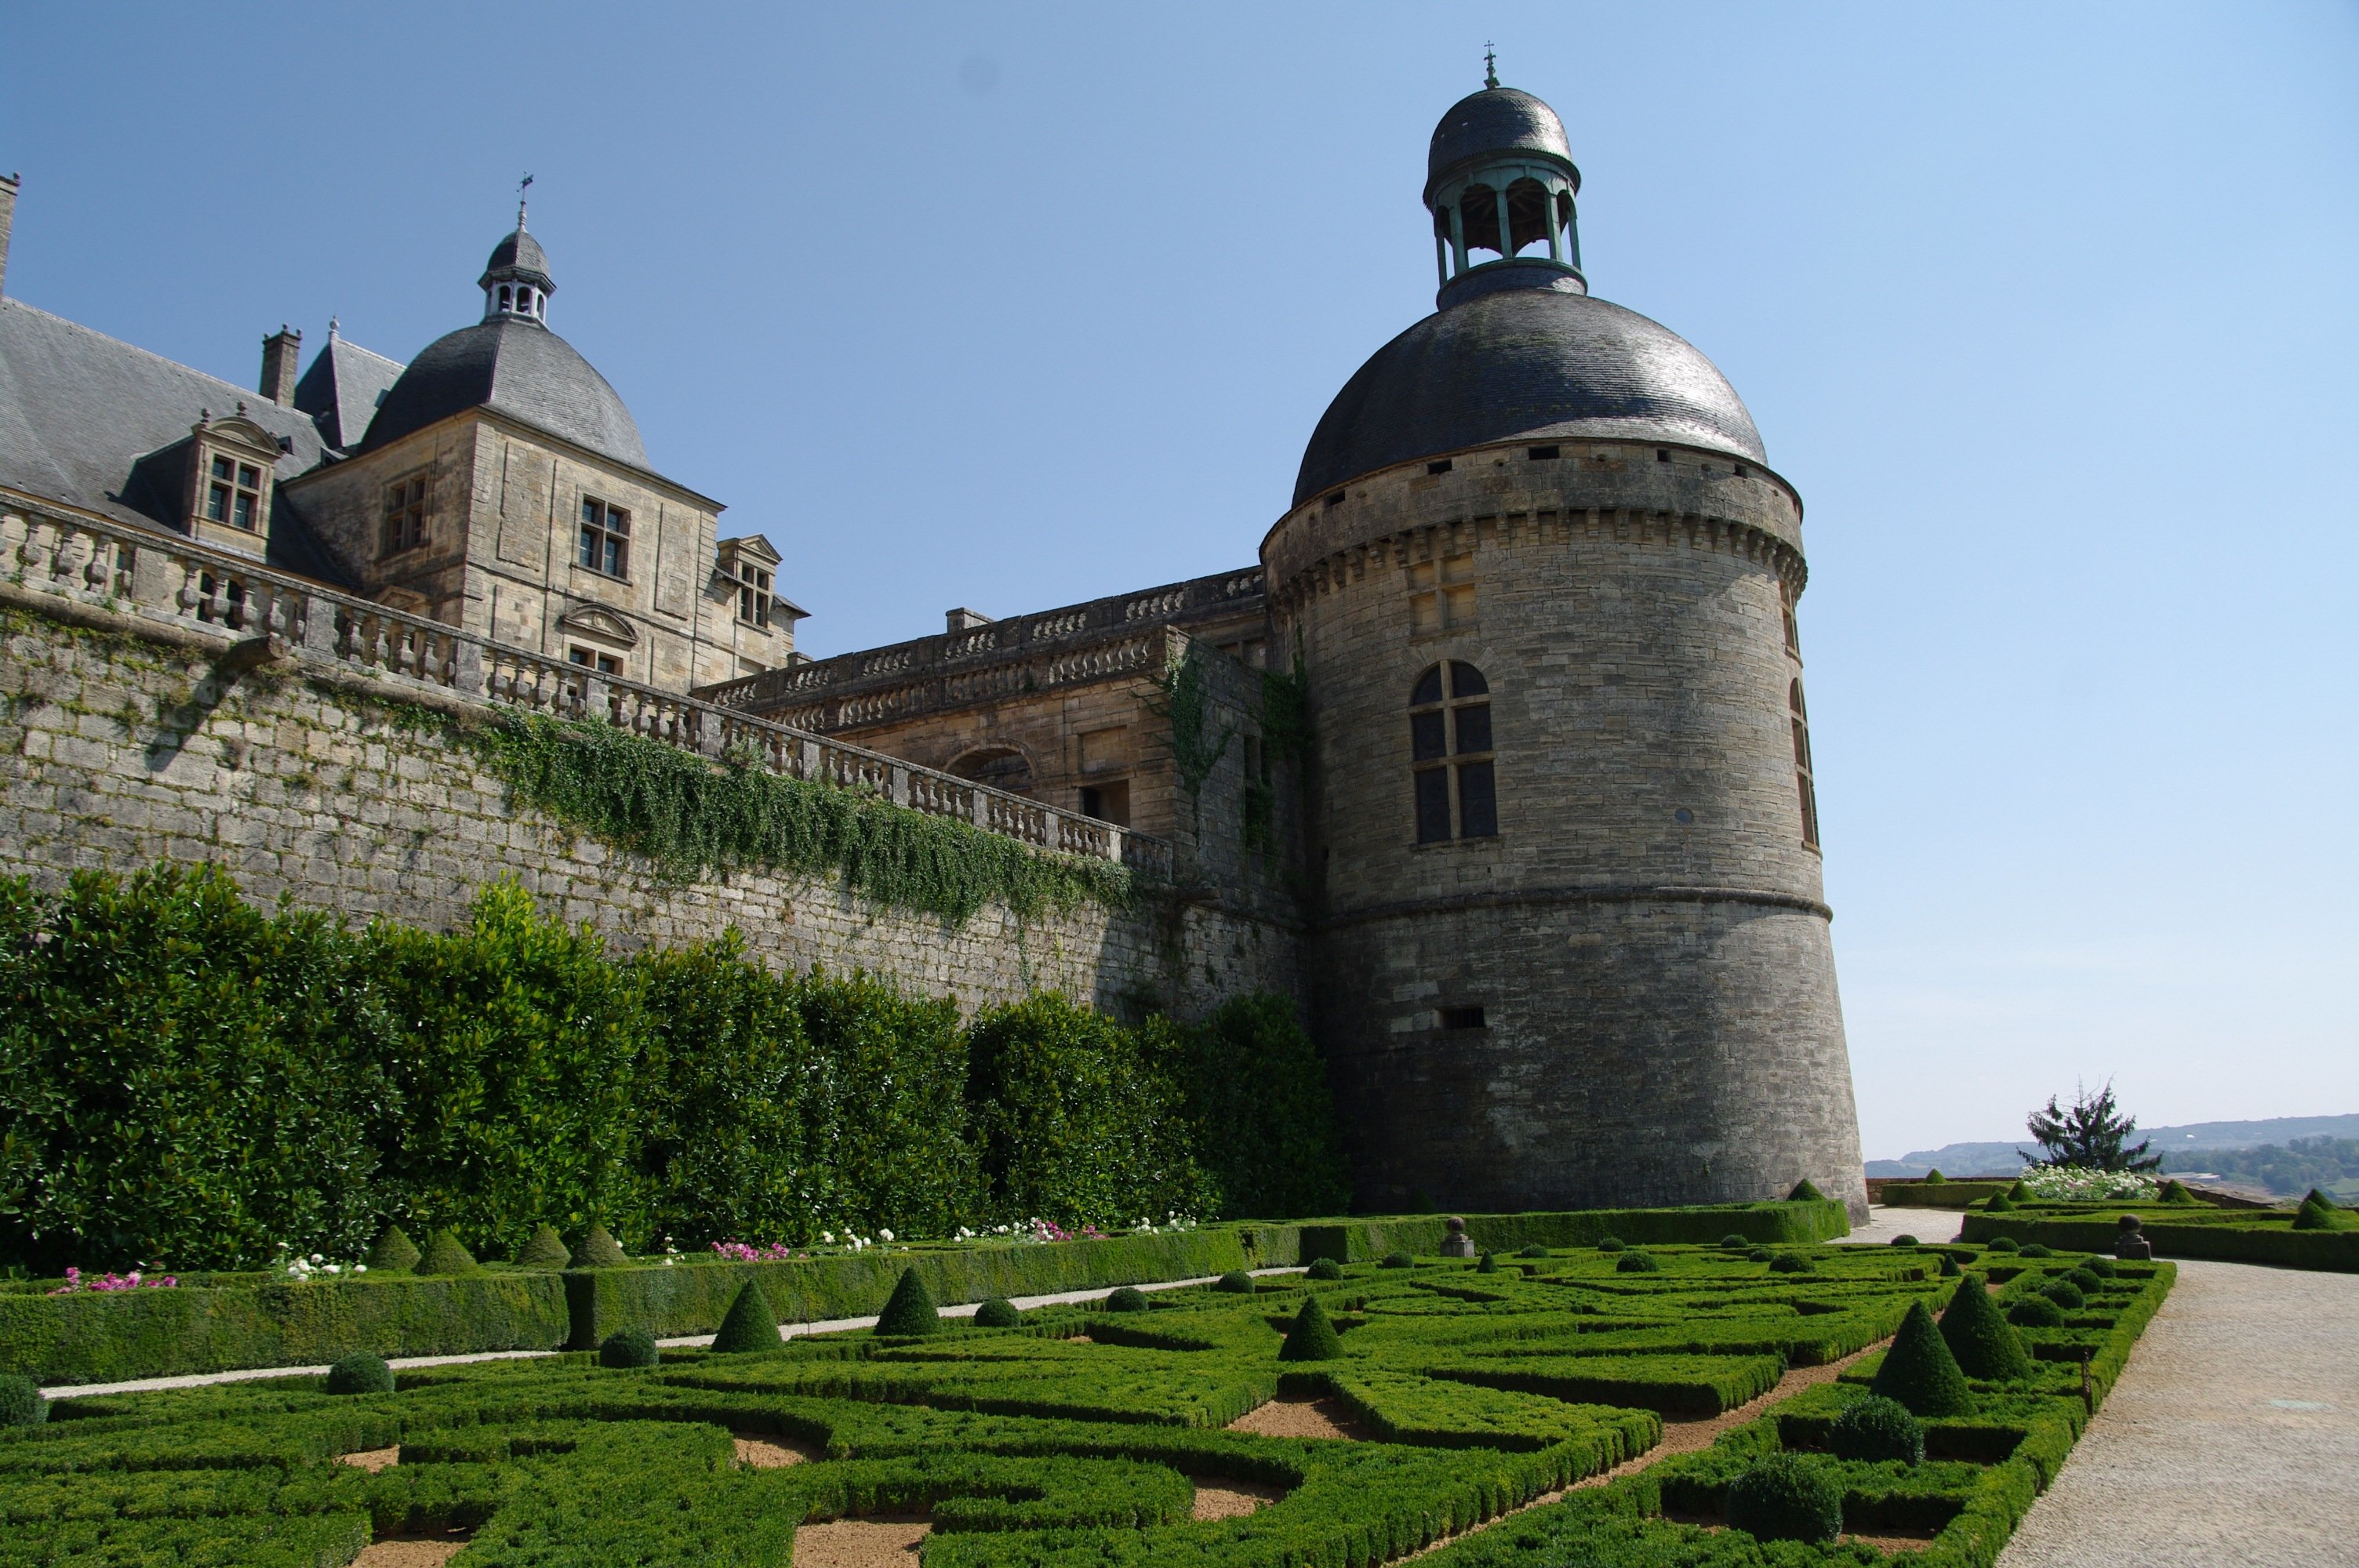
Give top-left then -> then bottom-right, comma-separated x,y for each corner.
1292,284 -> 1765,506
359,314 -> 648,469
293,332 -> 405,451
0,298 -> 357,584
1427,87 -> 1577,196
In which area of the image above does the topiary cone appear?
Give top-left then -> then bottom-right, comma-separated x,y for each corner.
1278,1295 -> 1343,1362
413,1229 -> 484,1276
2006,1180 -> 2032,1203
518,1225 -> 572,1269
1787,1179 -> 1827,1202
1983,1192 -> 2016,1212
1870,1301 -> 1975,1417
875,1268 -> 940,1337
712,1280 -> 780,1353
571,1225 -> 628,1269
365,1225 -> 422,1273
1923,1168 -> 1944,1183
1938,1273 -> 2032,1381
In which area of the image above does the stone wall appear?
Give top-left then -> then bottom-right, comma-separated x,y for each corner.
0,598 -> 1299,1021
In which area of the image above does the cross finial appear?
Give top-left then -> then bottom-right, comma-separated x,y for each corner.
1484,42 -> 1498,89
517,172 -> 534,229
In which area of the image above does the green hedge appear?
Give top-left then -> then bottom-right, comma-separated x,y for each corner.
1959,1211 -> 2359,1272
1877,1181 -> 2013,1209
0,1272 -> 569,1386
1285,1201 -> 1849,1261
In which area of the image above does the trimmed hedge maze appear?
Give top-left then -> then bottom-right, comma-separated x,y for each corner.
0,1240 -> 2171,1567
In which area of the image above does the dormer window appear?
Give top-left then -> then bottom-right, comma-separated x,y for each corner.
734,560 -> 773,628
715,535 -> 789,638
181,408 -> 284,551
205,455 -> 264,530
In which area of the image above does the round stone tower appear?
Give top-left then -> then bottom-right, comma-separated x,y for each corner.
1265,76 -> 1867,1220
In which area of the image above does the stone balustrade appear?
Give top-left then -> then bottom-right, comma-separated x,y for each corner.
0,506 -> 1172,880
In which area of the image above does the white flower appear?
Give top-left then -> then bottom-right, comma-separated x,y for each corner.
324,1263 -> 341,1274
310,1254 -> 324,1265
879,1229 -> 894,1242
821,1232 -> 834,1244
354,1264 -> 367,1273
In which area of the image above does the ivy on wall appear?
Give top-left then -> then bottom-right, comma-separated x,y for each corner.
471,715 -> 1130,924
1148,648 -> 1234,832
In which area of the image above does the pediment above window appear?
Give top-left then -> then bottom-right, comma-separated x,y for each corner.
556,603 -> 639,647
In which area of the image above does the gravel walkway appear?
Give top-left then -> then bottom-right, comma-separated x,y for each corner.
1831,1206 -> 1967,1247
1997,1258 -> 2359,1568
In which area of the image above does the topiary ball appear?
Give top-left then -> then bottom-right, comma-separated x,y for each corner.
1747,1247 -> 1776,1263
1517,1244 -> 1549,1259
1104,1286 -> 1150,1312
1476,1252 -> 1499,1274
1215,1270 -> 1255,1294
1596,1236 -> 1627,1254
2083,1256 -> 2117,1279
1986,1236 -> 2020,1253
2039,1278 -> 2086,1312
1889,1235 -> 1920,1247
365,1225 -> 422,1273
1307,1258 -> 1343,1280
1278,1295 -> 1343,1362
1720,1233 -> 1751,1249
412,1229 -> 483,1277
518,1225 -> 572,1269
571,1225 -> 629,1269
713,1280 -> 780,1352
0,1374 -> 49,1428
1768,1251 -> 1815,1274
877,1269 -> 941,1336
325,1354 -> 394,1396
2008,1295 -> 2065,1328
1829,1395 -> 1924,1465
973,1297 -> 1023,1328
2066,1266 -> 2105,1294
1379,1252 -> 1413,1269
1938,1272 -> 2033,1381
1869,1301 -> 1975,1417
1615,1250 -> 1660,1273
599,1328 -> 659,1368
2019,1243 -> 2054,1258
1725,1453 -> 1842,1544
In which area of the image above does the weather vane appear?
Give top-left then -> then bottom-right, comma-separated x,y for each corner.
517,172 -> 534,228
1484,42 -> 1498,89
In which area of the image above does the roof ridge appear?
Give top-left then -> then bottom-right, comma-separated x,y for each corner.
329,336 -> 404,370
0,297 -> 296,419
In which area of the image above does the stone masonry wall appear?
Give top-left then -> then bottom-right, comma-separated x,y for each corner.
0,601 -> 1299,1021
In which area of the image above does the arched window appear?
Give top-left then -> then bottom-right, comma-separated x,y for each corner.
1458,184 -> 1503,258
949,745 -> 1034,798
1790,680 -> 1819,848
1411,662 -> 1496,844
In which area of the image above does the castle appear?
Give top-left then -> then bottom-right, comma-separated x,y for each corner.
0,77 -> 1867,1218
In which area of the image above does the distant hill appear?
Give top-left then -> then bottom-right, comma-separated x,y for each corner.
1865,1114 -> 2359,1178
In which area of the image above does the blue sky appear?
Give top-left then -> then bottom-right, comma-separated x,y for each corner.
6,4 -> 2355,1159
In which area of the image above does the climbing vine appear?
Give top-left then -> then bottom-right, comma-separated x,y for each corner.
1241,652 -> 1309,864
471,715 -> 1129,924
1148,647 -> 1234,830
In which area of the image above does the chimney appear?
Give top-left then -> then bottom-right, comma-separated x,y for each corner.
0,173 -> 19,299
946,608 -> 994,632
259,325 -> 302,406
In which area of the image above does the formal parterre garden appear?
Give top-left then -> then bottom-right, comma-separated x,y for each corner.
0,1229 -> 2172,1568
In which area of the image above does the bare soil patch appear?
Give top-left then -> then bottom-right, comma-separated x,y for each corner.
1192,1479 -> 1288,1519
339,1446 -> 399,1472
794,1516 -> 931,1568
352,1529 -> 470,1567
736,1432 -> 822,1467
1226,1397 -> 1376,1442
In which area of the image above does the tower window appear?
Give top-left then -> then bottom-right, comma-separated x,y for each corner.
1410,661 -> 1497,844
1324,490 -> 1345,508
578,497 -> 631,577
1407,552 -> 1476,635
381,476 -> 428,555
1782,590 -> 1801,658
1526,445 -> 1559,460
1791,679 -> 1820,849
1656,448 -> 1670,463
1438,1005 -> 1487,1031
1427,459 -> 1453,476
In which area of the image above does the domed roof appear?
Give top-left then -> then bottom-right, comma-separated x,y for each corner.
482,226 -> 551,285
1293,285 -> 1764,506
1427,87 -> 1575,193
359,314 -> 647,467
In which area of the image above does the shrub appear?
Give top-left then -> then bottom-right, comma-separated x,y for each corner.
1719,1233 -> 1750,1249
1889,1234 -> 1920,1247
1103,1287 -> 1150,1312
1768,1252 -> 1814,1274
2157,1179 -> 2200,1204
2008,1179 -> 2032,1202
2293,1190 -> 2356,1232
1923,1168 -> 1945,1182
1475,1253 -> 1499,1274
1215,1270 -> 1255,1294
1307,1258 -> 1343,1281
2084,1256 -> 2117,1279
1278,1296 -> 1343,1362
599,1328 -> 659,1368
366,1226 -> 423,1273
1596,1236 -> 1627,1254
1379,1252 -> 1414,1269
878,1269 -> 943,1336
1938,1273 -> 2032,1381
1725,1454 -> 1842,1544
2039,1278 -> 2087,1311
413,1229 -> 485,1276
1169,993 -> 1350,1220
973,1298 -> 1023,1328
711,1281 -> 779,1352
1747,1247 -> 1775,1263
325,1354 -> 394,1396
1938,1253 -> 1962,1276
518,1225 -> 572,1269
1787,1180 -> 1828,1203
2018,1243 -> 2054,1258
2066,1266 -> 2105,1294
1615,1251 -> 1660,1273
2008,1295 -> 2065,1329
1517,1244 -> 1549,1259
572,1225 -> 629,1269
1984,1192 -> 2017,1212
1986,1236 -> 2020,1253
0,1374 -> 47,1428
1828,1395 -> 1923,1465
1869,1301 -> 1974,1417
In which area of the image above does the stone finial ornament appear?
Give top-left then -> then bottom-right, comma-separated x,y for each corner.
1438,1215 -> 1477,1258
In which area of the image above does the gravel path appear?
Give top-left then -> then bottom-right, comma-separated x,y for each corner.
1997,1258 -> 2359,1568
1830,1206 -> 1967,1247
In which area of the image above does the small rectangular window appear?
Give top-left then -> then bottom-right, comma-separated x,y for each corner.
1414,768 -> 1452,844
1526,445 -> 1559,460
1427,459 -> 1453,476
1438,1005 -> 1487,1031
206,484 -> 231,521
382,477 -> 428,555
569,646 -> 620,675
579,498 -> 631,577
1457,760 -> 1498,838
735,562 -> 773,627
1323,490 -> 1345,508
1656,448 -> 1670,463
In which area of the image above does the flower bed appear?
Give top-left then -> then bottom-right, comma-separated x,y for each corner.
0,1235 -> 2166,1567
